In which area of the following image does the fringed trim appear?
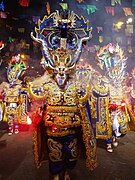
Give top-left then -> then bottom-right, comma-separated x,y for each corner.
126,101 -> 135,123
80,106 -> 98,170
33,127 -> 41,168
92,85 -> 108,96
96,97 -> 112,140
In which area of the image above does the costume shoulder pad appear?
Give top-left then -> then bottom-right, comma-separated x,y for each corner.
28,75 -> 50,100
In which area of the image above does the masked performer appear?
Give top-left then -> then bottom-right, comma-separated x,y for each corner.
2,53 -> 27,135
29,10 -> 97,180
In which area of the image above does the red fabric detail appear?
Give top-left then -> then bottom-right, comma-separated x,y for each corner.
0,41 -> 3,46
18,100 -> 21,105
121,100 -> 125,103
32,110 -> 43,127
19,0 -> 30,7
51,125 -> 56,132
120,105 -> 125,112
108,103 -> 118,111
0,95 -> 2,100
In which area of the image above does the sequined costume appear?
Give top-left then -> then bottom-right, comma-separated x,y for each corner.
29,10 -> 97,178
2,53 -> 27,135
96,43 -> 135,152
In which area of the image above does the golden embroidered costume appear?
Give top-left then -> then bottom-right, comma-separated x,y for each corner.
2,53 -> 27,135
29,10 -> 97,179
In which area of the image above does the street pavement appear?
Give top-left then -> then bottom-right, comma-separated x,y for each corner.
0,125 -> 135,180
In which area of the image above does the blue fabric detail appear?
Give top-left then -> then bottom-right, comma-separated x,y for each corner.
49,134 -> 77,175
86,100 -> 93,128
105,137 -> 112,143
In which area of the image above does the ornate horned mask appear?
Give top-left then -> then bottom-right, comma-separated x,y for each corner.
31,10 -> 92,87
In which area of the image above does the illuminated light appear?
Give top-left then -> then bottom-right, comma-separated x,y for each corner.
115,21 -> 124,29
27,116 -> 32,125
31,66 -> 34,69
80,58 -> 83,62
21,54 -> 25,59
37,71 -> 39,73
117,21 -> 124,26
127,17 -> 133,24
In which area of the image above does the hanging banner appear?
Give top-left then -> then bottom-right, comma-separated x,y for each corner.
116,37 -> 122,44
8,37 -> 14,43
18,28 -> 25,33
59,3 -> 68,10
105,6 -> 114,16
132,0 -> 135,7
125,29 -> 132,36
123,8 -> 133,16
99,36 -> 103,43
111,0 -> 121,6
94,45 -> 100,51
97,26 -> 103,33
86,5 -> 97,14
77,4 -> 97,14
0,0 -> 4,11
0,11 -> 7,18
128,46 -> 132,53
19,0 -> 30,7
126,24 -> 134,34
46,2 -> 50,15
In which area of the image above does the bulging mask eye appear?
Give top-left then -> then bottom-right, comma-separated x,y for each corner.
66,57 -> 70,65
53,55 -> 58,61
54,68 -> 58,74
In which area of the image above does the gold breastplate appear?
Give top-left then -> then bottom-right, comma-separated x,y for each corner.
47,82 -> 78,106
44,82 -> 81,128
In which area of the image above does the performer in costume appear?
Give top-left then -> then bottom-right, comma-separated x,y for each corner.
96,43 -> 135,152
91,80 -> 114,153
75,65 -> 114,153
2,53 -> 27,135
29,10 -> 97,180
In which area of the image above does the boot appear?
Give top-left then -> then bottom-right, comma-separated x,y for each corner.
107,143 -> 113,153
14,124 -> 19,134
64,171 -> 70,180
14,128 -> 19,134
8,127 -> 13,135
49,174 -> 59,180
52,174 -> 59,180
112,136 -> 118,147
